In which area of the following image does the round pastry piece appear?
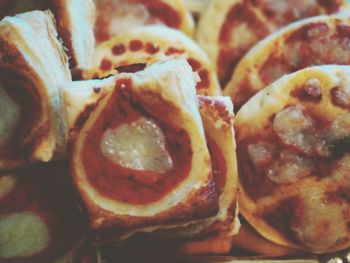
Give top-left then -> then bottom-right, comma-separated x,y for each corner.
64,60 -> 218,241
159,96 -> 239,240
2,0 -> 95,71
94,0 -> 194,44
83,25 -> 220,96
0,10 -> 70,170
224,13 -> 350,111
197,0 -> 345,87
0,163 -> 85,263
236,65 -> 350,253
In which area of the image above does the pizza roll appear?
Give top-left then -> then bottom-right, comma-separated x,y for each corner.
2,0 -> 95,71
83,25 -> 220,96
236,65 -> 350,253
94,0 -> 194,44
63,60 -> 218,241
0,163 -> 85,263
160,96 -> 239,240
196,0 -> 345,87
0,10 -> 70,170
224,13 -> 350,110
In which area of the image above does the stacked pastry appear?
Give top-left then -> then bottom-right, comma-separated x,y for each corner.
0,0 -> 350,261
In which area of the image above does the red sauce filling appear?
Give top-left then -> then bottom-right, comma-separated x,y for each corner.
206,135 -> 226,195
187,58 -> 202,71
112,44 -> 126,55
129,40 -> 143,51
0,70 -> 41,160
0,165 -> 84,263
99,59 -> 113,72
145,42 -> 160,54
82,78 -> 193,205
165,47 -> 185,56
197,69 -> 210,90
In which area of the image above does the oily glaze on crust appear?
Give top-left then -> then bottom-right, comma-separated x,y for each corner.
83,25 -> 220,96
224,13 -> 350,111
0,163 -> 84,263
94,0 -> 194,44
236,65 -> 350,253
64,60 -> 218,241
197,0 -> 345,88
0,11 -> 70,170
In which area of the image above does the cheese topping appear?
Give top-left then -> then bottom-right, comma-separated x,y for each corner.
101,117 -> 173,173
273,105 -> 314,153
0,83 -> 20,146
0,212 -> 50,258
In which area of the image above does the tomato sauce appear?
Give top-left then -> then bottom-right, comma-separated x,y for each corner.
82,78 -> 193,205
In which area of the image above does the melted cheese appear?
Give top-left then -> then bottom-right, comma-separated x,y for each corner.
247,141 -> 276,167
273,105 -> 314,153
101,117 -> 173,174
0,212 -> 50,259
267,150 -> 314,184
0,83 -> 20,146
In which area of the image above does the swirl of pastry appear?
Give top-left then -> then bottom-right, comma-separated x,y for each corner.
0,163 -> 85,263
83,25 -> 220,96
63,60 -> 218,241
94,0 -> 194,44
197,0 -> 345,88
236,65 -> 350,253
224,13 -> 350,111
158,96 -> 239,241
0,10 -> 71,170
1,0 -> 95,71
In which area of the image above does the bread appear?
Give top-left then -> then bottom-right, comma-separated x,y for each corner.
236,65 -> 350,253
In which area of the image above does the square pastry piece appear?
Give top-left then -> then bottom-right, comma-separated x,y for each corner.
63,60 -> 218,241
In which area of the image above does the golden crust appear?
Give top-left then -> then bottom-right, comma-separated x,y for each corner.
224,13 -> 350,110
83,25 -> 220,96
0,10 -> 70,169
65,60 -> 218,241
236,65 -> 350,253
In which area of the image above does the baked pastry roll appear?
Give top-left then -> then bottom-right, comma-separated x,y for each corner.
236,65 -> 350,253
0,10 -> 70,169
64,60 -> 218,241
224,13 -> 350,110
2,0 -> 95,71
83,25 -> 220,96
161,96 -> 239,239
196,0 -> 345,87
94,0 -> 194,44
0,163 -> 85,263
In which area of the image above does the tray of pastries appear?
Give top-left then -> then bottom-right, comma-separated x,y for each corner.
0,0 -> 350,262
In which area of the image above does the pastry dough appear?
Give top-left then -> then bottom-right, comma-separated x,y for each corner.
159,96 -> 239,240
224,13 -> 350,110
236,65 -> 350,253
83,25 -> 220,96
0,10 -> 70,169
196,0 -> 345,87
94,0 -> 194,44
2,0 -> 95,71
0,163 -> 85,263
63,60 -> 218,241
